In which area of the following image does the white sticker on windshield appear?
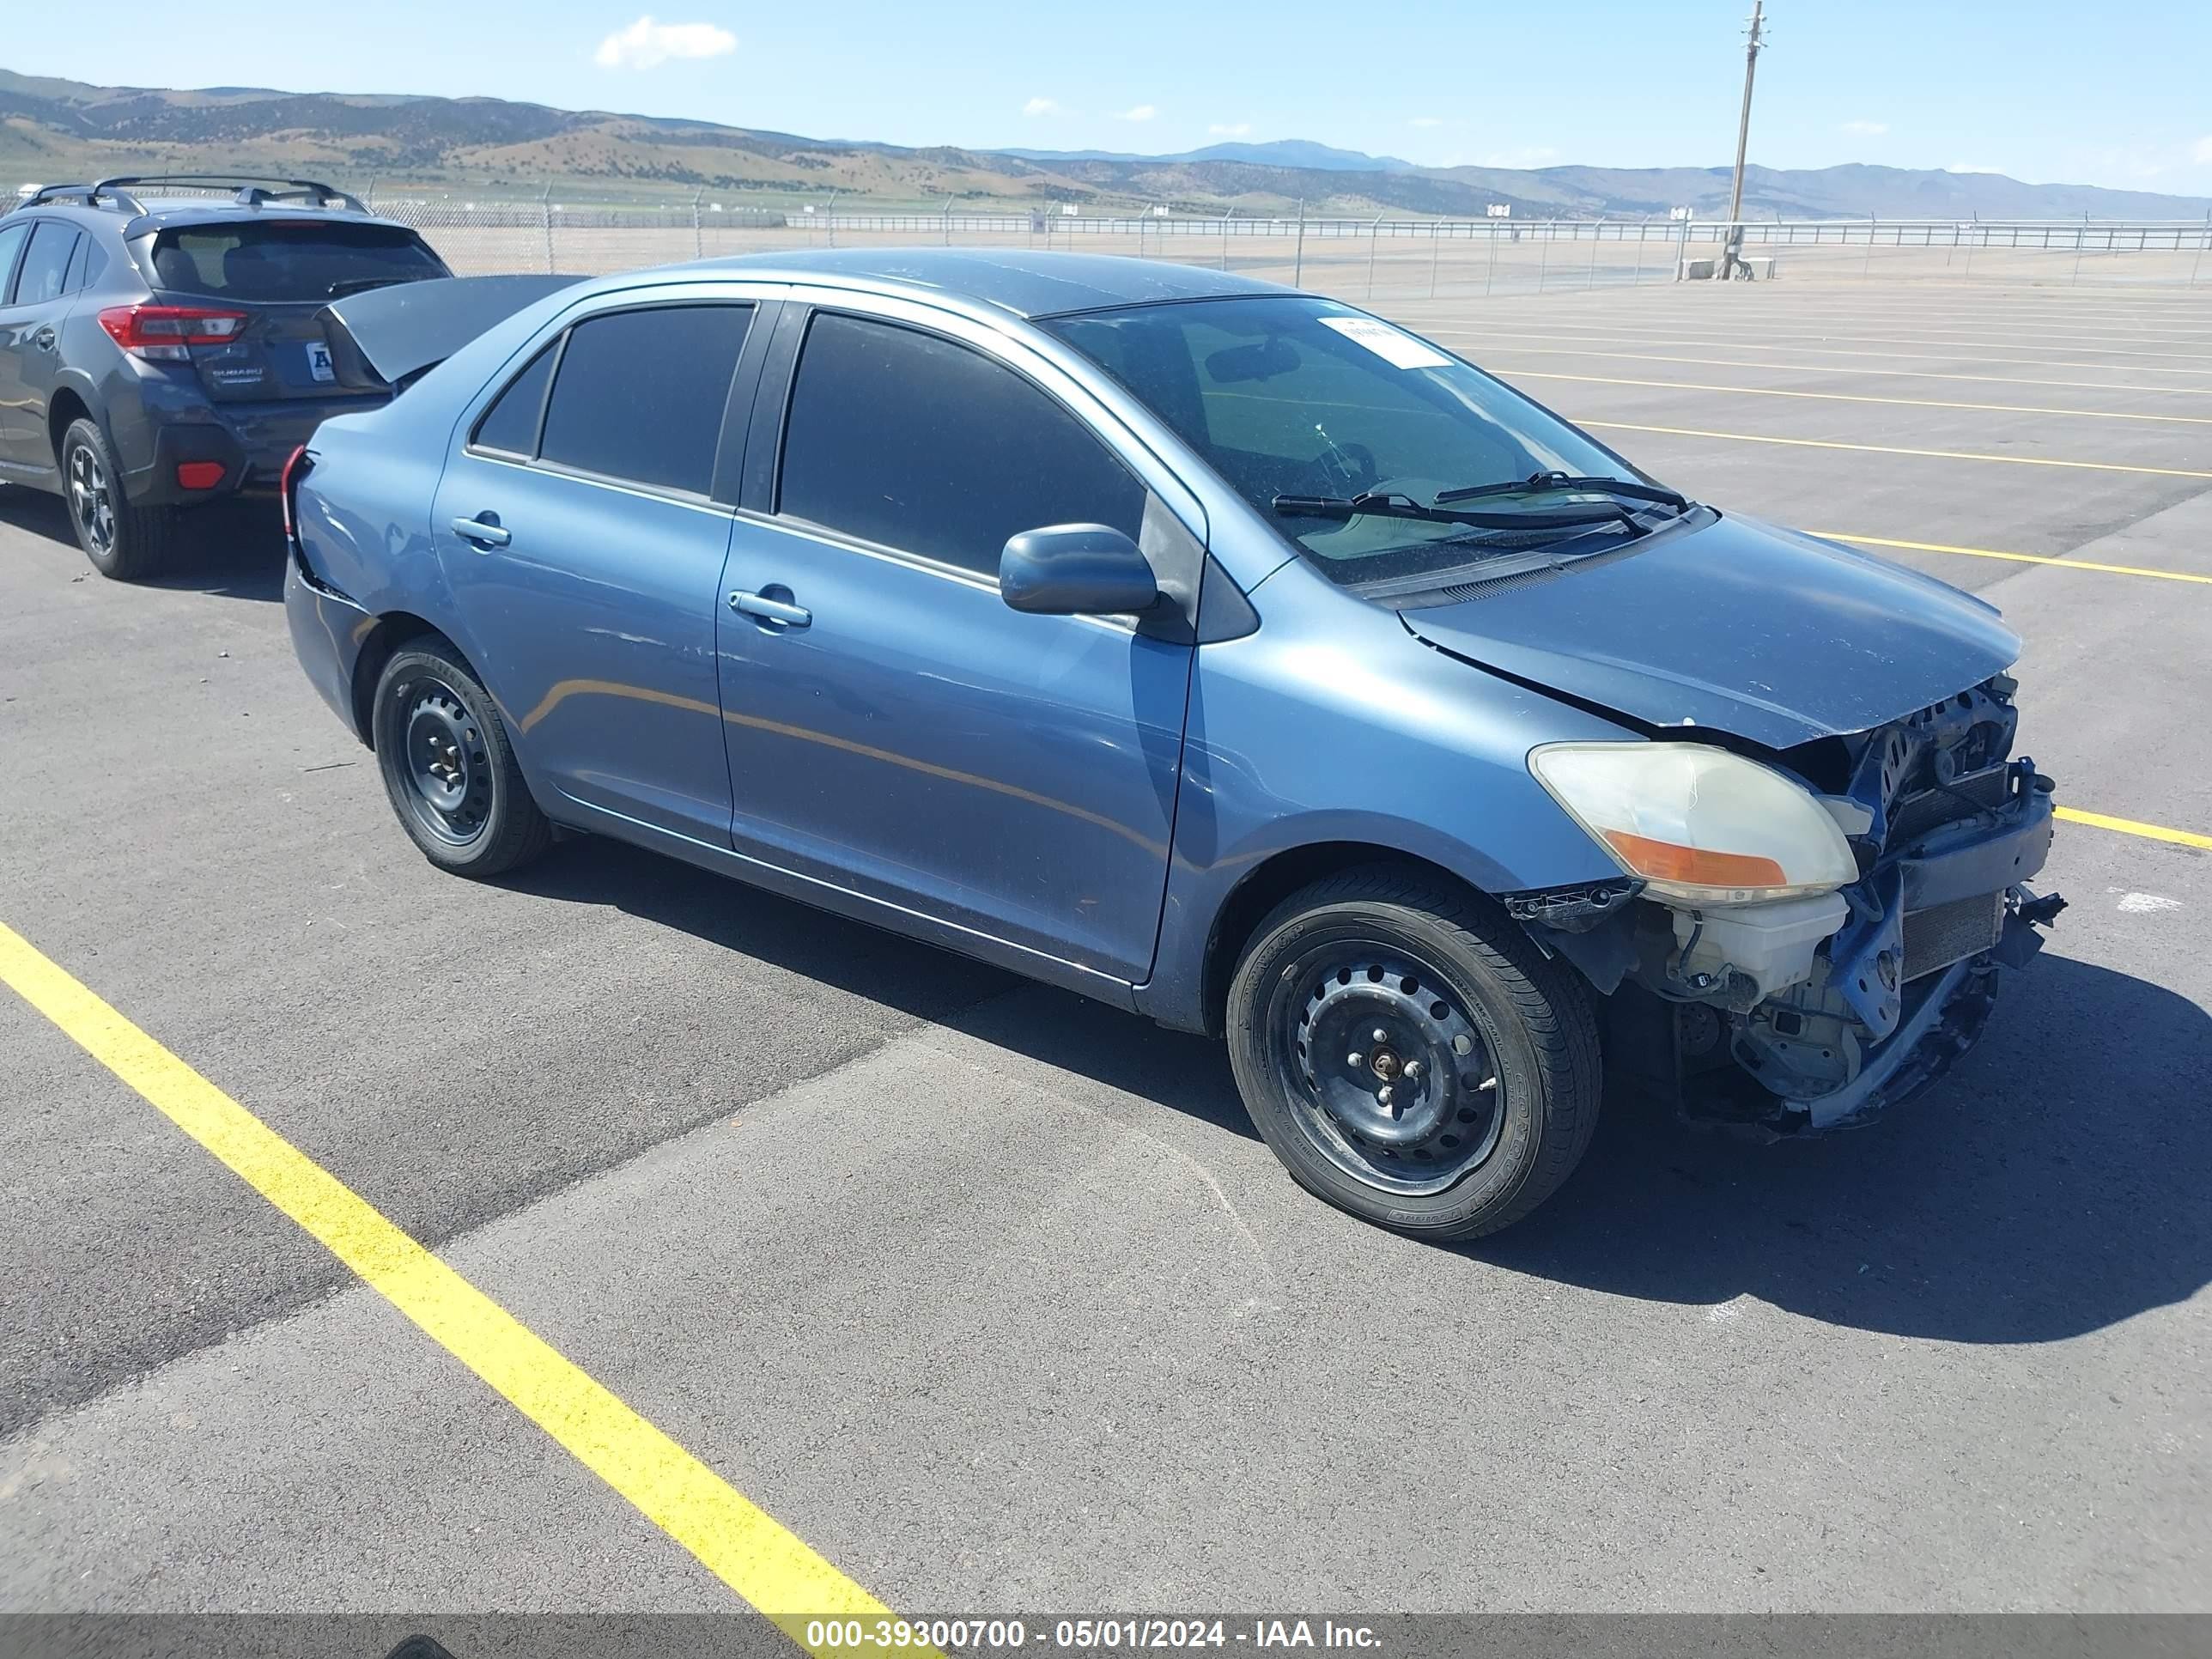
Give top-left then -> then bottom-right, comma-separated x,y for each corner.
1317,316 -> 1452,370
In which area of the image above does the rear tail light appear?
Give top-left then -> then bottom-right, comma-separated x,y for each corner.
280,445 -> 313,548
98,304 -> 249,362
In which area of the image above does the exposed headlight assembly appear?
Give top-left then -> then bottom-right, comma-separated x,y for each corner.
1529,741 -> 1858,905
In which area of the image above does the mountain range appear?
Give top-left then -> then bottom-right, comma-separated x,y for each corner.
6,68 -> 2208,222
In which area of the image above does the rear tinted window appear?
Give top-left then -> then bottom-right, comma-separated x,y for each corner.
14,223 -> 78,305
149,221 -> 445,301
471,344 -> 558,457
537,305 -> 751,495
778,313 -> 1145,576
0,223 -> 28,302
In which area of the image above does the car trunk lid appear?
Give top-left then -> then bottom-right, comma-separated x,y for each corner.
317,274 -> 585,391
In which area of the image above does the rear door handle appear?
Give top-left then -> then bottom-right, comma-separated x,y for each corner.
450,514 -> 510,548
729,589 -> 811,628
33,327 -> 56,352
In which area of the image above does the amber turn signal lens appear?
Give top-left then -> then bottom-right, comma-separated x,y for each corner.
1601,830 -> 1788,890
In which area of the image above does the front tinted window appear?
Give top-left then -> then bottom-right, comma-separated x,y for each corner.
538,305 -> 751,495
14,223 -> 78,305
471,343 -> 557,457
779,313 -> 1145,575
149,222 -> 445,301
1046,295 -> 1659,586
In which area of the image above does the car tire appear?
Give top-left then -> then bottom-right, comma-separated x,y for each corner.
60,417 -> 183,581
1225,866 -> 1601,1239
370,640 -> 553,878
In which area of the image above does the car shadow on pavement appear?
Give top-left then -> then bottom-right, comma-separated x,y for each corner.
509,836 -> 2207,1346
504,835 -> 1264,1144
0,488 -> 284,602
1480,951 -> 2212,1345
507,833 -> 1023,1027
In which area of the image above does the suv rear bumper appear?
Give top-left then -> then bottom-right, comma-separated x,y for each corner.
118,392 -> 388,507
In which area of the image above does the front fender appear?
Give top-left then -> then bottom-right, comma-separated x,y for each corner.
1138,563 -> 1637,1031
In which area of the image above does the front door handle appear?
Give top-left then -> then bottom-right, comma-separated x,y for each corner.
729,589 -> 811,628
450,514 -> 511,549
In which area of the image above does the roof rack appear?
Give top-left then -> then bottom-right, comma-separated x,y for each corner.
7,175 -> 369,216
10,182 -> 145,214
97,174 -> 372,214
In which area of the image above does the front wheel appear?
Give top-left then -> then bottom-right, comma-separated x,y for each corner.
371,641 -> 552,878
1225,867 -> 1601,1239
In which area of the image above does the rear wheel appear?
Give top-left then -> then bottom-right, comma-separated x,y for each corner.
61,418 -> 182,581
1225,866 -> 1601,1239
371,641 -> 552,878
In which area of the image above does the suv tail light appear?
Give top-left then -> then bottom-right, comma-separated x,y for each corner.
98,304 -> 249,362
280,445 -> 313,549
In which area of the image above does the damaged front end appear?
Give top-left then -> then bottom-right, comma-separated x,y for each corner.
1512,675 -> 2064,1136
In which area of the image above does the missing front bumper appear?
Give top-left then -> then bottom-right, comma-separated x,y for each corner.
1662,890 -> 2057,1138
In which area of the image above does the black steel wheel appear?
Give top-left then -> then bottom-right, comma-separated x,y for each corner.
1274,944 -> 1507,1196
392,678 -> 495,847
372,641 -> 552,877
1226,866 -> 1601,1238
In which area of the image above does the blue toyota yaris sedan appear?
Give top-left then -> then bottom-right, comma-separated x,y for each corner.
283,249 -> 2061,1237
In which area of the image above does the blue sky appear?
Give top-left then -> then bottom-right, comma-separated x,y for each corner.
13,2 -> 2212,195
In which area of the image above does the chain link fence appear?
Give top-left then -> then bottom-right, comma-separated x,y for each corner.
355,196 -> 2212,300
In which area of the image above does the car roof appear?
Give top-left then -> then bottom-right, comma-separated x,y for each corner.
645,247 -> 1290,319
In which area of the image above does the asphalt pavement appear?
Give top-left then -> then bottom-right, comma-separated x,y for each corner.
1,276 -> 2206,1622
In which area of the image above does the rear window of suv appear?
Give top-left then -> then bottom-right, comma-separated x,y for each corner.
148,221 -> 446,302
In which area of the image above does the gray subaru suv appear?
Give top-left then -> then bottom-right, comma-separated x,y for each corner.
0,174 -> 450,579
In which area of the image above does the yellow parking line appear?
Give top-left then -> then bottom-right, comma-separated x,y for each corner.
1511,369 -> 2212,426
1455,343 -> 2212,399
2056,807 -> 2212,851
1579,421 -> 2212,479
1815,532 -> 2212,585
0,921 -> 901,1653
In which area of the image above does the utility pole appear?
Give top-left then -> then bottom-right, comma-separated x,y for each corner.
1723,0 -> 1767,278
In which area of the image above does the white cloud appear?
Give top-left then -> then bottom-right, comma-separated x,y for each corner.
1840,119 -> 1888,137
1207,122 -> 1252,137
2195,136 -> 2212,165
1115,104 -> 1158,122
593,15 -> 736,70
1408,116 -> 1445,130
1022,96 -> 1063,118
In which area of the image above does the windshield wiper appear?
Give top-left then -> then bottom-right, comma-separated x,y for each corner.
1434,471 -> 1689,512
1271,489 -> 1633,532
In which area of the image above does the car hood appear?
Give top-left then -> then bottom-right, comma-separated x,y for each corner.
1401,512 -> 2021,750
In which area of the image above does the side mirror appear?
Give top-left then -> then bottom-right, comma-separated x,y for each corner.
999,524 -> 1159,617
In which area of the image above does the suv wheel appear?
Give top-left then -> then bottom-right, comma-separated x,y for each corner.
371,640 -> 553,878
1225,866 -> 1602,1239
61,418 -> 182,580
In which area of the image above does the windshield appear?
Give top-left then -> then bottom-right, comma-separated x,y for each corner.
1043,295 -> 1677,585
147,221 -> 446,302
